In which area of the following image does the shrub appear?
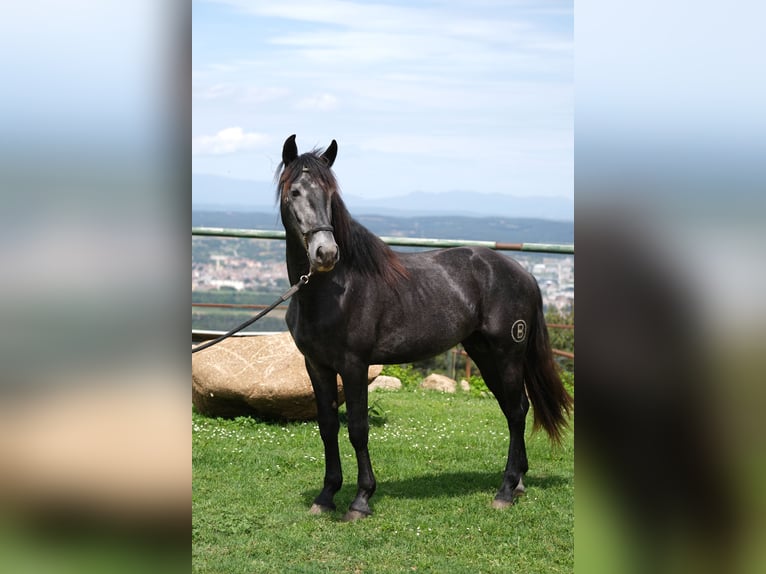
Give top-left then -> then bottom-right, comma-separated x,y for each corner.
467,374 -> 491,398
380,364 -> 422,390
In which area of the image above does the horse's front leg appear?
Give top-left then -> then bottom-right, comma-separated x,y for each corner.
340,361 -> 377,521
305,359 -> 343,515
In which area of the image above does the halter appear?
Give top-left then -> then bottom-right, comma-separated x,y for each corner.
301,225 -> 335,251
302,225 -> 334,239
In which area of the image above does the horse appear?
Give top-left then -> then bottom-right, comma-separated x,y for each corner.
276,134 -> 572,521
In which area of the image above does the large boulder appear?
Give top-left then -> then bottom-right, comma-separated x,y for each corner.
419,373 -> 457,393
192,333 -> 381,420
369,375 -> 402,392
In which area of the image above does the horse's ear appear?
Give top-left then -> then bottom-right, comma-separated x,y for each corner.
321,140 -> 338,168
282,134 -> 298,166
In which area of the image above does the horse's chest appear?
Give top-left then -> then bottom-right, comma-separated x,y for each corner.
289,323 -> 324,355
286,304 -> 355,360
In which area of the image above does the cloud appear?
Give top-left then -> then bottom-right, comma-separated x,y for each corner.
208,0 -> 569,62
296,93 -> 339,111
240,86 -> 290,104
192,127 -> 269,156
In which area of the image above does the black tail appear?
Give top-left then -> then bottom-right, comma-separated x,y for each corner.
524,291 -> 573,444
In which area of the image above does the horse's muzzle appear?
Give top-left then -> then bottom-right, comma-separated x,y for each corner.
305,232 -> 339,272
312,242 -> 339,272
302,225 -> 338,273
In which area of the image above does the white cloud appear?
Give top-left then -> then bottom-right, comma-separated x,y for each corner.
208,0 -> 568,65
296,93 -> 339,111
192,127 -> 269,156
240,86 -> 290,104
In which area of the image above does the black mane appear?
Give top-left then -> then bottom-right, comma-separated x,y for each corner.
329,193 -> 408,285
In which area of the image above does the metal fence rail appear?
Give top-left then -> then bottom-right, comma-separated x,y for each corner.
192,227 -> 574,254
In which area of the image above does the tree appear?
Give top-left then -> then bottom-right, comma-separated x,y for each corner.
545,307 -> 574,372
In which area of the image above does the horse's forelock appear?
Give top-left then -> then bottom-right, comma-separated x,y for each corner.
275,150 -> 338,203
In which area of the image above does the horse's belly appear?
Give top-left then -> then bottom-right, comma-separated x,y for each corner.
368,311 -> 476,364
369,343 -> 457,365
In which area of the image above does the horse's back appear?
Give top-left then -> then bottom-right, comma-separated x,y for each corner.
399,246 -> 536,295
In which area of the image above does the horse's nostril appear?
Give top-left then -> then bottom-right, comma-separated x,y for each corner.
315,244 -> 338,267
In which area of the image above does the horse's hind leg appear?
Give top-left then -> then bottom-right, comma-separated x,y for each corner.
463,337 -> 529,508
305,359 -> 343,514
492,387 -> 529,508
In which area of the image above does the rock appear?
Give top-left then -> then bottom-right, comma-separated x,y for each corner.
192,333 -> 381,420
419,373 -> 457,393
367,364 -> 383,381
369,375 -> 402,392
459,379 -> 471,392
192,333 -> 324,420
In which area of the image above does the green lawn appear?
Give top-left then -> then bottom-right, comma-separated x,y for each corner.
193,389 -> 573,573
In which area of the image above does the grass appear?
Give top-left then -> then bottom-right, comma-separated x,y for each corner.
193,389 -> 573,573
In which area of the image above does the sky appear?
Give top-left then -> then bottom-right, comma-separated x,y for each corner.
192,0 -> 573,200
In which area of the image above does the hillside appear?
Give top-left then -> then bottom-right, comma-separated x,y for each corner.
192,210 -> 573,245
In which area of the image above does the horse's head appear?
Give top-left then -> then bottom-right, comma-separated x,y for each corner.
278,134 -> 340,273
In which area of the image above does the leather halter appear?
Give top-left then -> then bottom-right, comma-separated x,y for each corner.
302,225 -> 334,241
301,225 -> 335,252
303,225 -> 334,236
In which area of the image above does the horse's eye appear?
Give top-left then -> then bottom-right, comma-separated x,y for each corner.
291,188 -> 301,198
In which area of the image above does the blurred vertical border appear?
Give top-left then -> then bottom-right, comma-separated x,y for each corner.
0,1 -> 190,572
575,1 -> 766,573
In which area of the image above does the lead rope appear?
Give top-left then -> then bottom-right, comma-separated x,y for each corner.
191,272 -> 312,354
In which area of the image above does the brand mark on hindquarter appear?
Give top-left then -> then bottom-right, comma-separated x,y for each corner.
511,319 -> 527,343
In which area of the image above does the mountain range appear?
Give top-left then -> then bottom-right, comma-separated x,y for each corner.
193,173 -> 573,221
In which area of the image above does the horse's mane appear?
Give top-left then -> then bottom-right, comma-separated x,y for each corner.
275,149 -> 408,286
331,193 -> 409,285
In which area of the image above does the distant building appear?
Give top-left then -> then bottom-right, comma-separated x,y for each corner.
210,279 -> 245,291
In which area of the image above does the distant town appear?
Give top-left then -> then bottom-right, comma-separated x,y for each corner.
192,241 -> 574,314
192,252 -> 288,292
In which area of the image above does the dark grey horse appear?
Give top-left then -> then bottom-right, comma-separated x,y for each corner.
277,134 -> 572,521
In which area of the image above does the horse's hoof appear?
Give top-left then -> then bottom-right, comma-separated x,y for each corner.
491,497 -> 514,510
342,509 -> 371,522
492,477 -> 525,508
492,496 -> 516,510
309,503 -> 333,515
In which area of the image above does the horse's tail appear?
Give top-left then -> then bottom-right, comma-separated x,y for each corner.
524,289 -> 573,445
